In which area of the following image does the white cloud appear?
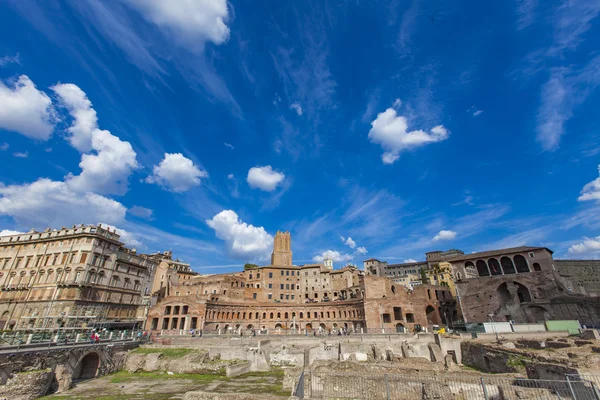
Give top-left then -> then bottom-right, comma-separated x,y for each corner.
578,165 -> 600,202
224,142 -> 234,149
128,206 -> 154,220
123,0 -> 230,46
393,98 -> 402,108
0,75 -> 55,140
340,235 -> 356,249
0,178 -> 126,228
12,151 -> 28,158
0,143 -> 8,151
568,236 -> 600,257
0,229 -> 23,237
146,153 -> 207,193
0,53 -> 20,67
368,107 -> 449,164
473,109 -> 484,116
433,230 -> 457,242
247,166 -> 285,192
356,246 -> 368,255
52,83 -> 98,152
99,223 -> 142,248
66,129 -> 139,195
51,83 -> 139,195
206,210 -> 273,260
403,258 -> 418,263
536,56 -> 600,151
290,102 -> 303,116
227,173 -> 234,180
313,250 -> 354,263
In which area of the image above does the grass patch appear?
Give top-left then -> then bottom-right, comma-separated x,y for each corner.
507,355 -> 530,368
108,370 -> 226,384
130,347 -> 196,358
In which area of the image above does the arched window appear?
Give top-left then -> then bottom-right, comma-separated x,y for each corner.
262,312 -> 266,319
284,312 -> 289,319
501,257 -> 516,274
391,285 -> 396,294
277,312 -> 281,319
516,283 -> 531,303
270,312 -> 274,319
476,260 -> 490,277
514,255 -> 530,273
299,312 -> 303,319
333,311 -> 336,318
533,263 -> 541,272
427,289 -> 431,299
488,258 -> 502,276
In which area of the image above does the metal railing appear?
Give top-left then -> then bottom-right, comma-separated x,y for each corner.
297,372 -> 600,400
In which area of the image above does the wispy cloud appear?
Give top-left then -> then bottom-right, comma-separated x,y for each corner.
0,53 -> 21,66
515,0 -> 538,31
536,56 -> 600,151
12,151 -> 28,158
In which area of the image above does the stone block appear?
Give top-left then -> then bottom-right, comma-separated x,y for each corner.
580,329 -> 600,340
225,361 -> 251,378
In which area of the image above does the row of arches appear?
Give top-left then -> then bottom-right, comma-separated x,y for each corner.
207,308 -> 363,321
466,255 -> 541,278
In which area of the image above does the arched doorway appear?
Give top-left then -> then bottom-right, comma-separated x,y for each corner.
514,255 -> 530,273
305,323 -> 313,330
275,323 -> 282,329
476,260 -> 489,277
76,352 -> 100,380
533,263 -> 541,271
500,257 -> 516,274
488,258 -> 502,276
496,283 -> 512,303
247,324 -> 254,330
526,306 -> 550,322
425,305 -> 439,325
515,283 -> 531,303
395,323 -> 404,333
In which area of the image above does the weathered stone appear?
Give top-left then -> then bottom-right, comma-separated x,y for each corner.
0,370 -> 54,400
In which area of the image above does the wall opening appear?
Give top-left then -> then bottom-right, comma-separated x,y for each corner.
500,257 -> 516,274
76,352 -> 100,380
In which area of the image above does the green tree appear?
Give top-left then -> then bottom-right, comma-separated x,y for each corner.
420,268 -> 429,284
244,263 -> 259,270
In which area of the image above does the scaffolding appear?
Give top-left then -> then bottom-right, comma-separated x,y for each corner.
17,303 -> 109,331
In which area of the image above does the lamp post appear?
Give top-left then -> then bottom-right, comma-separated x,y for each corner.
488,313 -> 499,342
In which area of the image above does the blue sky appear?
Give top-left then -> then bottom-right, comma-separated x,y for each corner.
1,0 -> 600,272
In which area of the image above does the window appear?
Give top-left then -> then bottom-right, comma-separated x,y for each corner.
280,294 -> 284,300
291,271 -> 295,276
280,284 -> 284,289
286,284 -> 289,289
393,307 -> 402,320
382,313 -> 392,323
281,271 -> 284,276
268,283 -> 273,288
406,313 -> 415,323
297,285 -> 300,290
257,273 -> 260,278
269,272 -> 273,278
528,252 -> 535,258
291,295 -> 295,300
268,294 -> 272,299
253,293 -> 257,299
286,294 -> 289,299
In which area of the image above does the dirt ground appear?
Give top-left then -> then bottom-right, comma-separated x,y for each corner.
41,369 -> 290,400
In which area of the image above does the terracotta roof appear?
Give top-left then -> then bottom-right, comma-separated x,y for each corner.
363,258 -> 379,262
448,246 -> 553,262
387,261 -> 427,268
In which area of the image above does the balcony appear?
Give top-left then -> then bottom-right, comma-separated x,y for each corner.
57,280 -> 91,288
0,284 -> 30,291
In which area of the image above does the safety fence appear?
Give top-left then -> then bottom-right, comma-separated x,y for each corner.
293,372 -> 600,400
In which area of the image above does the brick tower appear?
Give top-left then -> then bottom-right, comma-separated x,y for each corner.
271,231 -> 292,266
